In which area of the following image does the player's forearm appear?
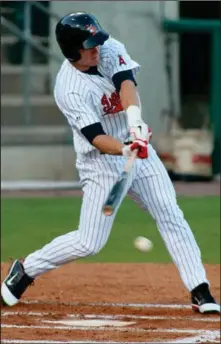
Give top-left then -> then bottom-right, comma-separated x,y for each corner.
120,80 -> 143,126
120,80 -> 150,143
120,80 -> 139,110
92,135 -> 124,155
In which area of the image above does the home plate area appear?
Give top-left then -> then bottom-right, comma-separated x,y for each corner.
1,301 -> 220,343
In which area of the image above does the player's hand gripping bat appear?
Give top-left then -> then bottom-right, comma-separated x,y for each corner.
102,150 -> 137,216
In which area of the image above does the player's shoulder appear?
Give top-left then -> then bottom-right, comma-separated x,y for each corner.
55,59 -> 89,95
100,36 -> 126,57
102,36 -> 125,49
98,36 -> 138,76
56,59 -> 81,82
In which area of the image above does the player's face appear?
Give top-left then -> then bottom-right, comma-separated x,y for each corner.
77,46 -> 100,69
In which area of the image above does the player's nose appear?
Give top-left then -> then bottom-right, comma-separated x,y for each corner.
92,46 -> 99,54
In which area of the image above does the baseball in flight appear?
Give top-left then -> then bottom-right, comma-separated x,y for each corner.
134,236 -> 153,252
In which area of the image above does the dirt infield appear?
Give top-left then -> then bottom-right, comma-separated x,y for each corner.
1,263 -> 220,343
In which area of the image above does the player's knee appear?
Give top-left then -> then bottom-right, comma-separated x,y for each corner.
153,198 -> 183,221
80,242 -> 103,257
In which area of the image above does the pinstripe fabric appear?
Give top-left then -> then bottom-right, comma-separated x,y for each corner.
23,37 -> 208,293
128,145 -> 208,291
24,147 -> 208,291
24,155 -> 133,278
99,37 -> 140,79
54,37 -> 140,159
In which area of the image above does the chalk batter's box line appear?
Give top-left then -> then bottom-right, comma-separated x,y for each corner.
1,311 -> 220,323
1,336 -> 221,344
2,324 -> 220,335
1,341 -> 221,344
22,300 -> 192,308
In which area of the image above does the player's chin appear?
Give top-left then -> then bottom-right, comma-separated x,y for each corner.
90,56 -> 99,66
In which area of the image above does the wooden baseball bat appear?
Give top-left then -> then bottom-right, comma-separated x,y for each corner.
102,150 -> 137,216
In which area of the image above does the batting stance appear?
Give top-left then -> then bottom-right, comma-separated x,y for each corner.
1,12 -> 220,314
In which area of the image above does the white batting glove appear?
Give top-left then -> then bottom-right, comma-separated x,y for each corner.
126,105 -> 152,142
129,122 -> 149,141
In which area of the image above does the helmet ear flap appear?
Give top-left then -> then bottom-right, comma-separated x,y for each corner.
68,51 -> 81,62
58,37 -> 82,62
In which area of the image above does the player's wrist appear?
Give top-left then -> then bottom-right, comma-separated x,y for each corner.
122,145 -> 132,158
126,105 -> 142,127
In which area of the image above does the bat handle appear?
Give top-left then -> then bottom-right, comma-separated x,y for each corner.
124,149 -> 138,173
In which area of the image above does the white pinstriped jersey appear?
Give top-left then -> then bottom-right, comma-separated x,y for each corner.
23,41 -> 209,296
54,37 -> 140,159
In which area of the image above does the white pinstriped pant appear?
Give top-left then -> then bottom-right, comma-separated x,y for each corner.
24,145 -> 208,291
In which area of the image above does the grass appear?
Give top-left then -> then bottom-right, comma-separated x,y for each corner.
1,196 -> 220,264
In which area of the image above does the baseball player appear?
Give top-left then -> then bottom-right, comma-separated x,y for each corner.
1,12 -> 220,314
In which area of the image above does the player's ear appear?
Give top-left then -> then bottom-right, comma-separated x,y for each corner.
78,49 -> 84,60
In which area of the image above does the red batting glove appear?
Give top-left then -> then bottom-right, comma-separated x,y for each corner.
130,139 -> 148,158
122,139 -> 148,159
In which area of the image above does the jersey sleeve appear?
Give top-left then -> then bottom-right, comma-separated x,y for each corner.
99,37 -> 140,79
55,89 -> 100,131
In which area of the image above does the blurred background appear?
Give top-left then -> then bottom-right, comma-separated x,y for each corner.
1,1 -> 220,191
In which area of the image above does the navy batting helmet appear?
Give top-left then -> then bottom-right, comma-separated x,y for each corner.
55,12 -> 109,62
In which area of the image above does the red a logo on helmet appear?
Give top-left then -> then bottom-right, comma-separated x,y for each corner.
118,55 -> 126,65
86,24 -> 97,36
